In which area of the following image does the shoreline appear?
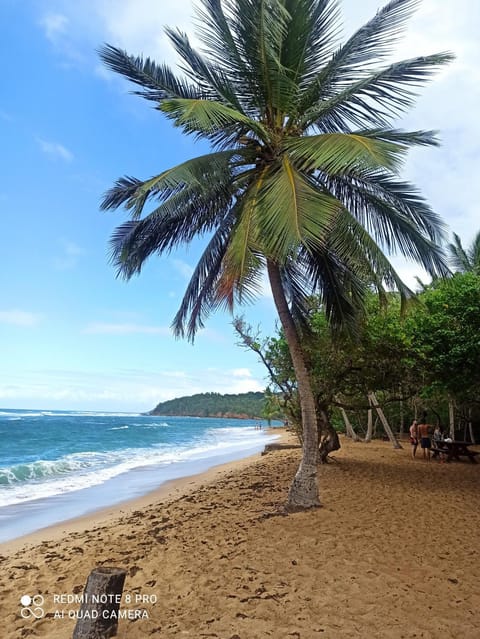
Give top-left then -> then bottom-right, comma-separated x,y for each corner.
0,427 -> 289,554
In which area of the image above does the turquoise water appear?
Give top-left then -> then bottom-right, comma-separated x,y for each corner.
0,409 -> 278,542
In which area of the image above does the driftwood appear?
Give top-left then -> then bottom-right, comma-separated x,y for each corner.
72,567 -> 127,639
262,443 -> 300,455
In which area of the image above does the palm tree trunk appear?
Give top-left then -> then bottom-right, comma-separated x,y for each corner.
267,260 -> 320,510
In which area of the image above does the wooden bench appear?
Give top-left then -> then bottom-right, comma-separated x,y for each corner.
431,446 -> 449,456
431,443 -> 479,463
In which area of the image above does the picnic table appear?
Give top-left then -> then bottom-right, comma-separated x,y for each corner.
431,440 -> 479,463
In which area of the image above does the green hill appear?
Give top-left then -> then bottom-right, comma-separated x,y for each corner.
147,391 -> 268,419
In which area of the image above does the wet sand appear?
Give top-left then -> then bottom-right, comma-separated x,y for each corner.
1,433 -> 479,638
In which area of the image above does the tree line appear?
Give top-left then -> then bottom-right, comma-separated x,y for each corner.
148,391 -> 282,420
236,270 -> 480,446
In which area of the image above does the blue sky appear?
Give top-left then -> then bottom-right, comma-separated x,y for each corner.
1,0 -> 478,412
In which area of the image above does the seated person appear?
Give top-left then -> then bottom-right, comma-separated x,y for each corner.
433,425 -> 443,445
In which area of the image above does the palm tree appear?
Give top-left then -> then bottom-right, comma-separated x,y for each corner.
448,232 -> 480,274
99,0 -> 451,510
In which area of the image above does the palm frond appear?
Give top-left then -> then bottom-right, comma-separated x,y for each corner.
469,231 -> 480,273
107,155 -> 241,279
280,247 -> 366,332
324,170 -> 446,243
216,182 -> 263,300
158,98 -> 268,142
223,0 -> 294,119
101,150 -> 243,218
301,53 -> 454,130
165,27 -> 245,112
193,0 -> 265,115
282,0 -> 342,89
355,128 -> 439,147
101,176 -> 144,212
172,208 -> 244,341
194,0 -> 249,77
447,232 -> 471,273
313,0 -> 421,93
256,157 -> 339,259
335,0 -> 421,66
297,0 -> 422,114
98,44 -> 203,102
286,132 -> 406,174
327,211 -> 415,304
108,180 -> 233,279
322,171 -> 449,278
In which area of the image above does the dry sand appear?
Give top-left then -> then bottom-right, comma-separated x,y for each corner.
1,432 -> 479,638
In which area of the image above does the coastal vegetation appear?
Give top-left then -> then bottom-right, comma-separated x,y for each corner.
100,0 -> 452,509
237,271 -> 480,442
148,391 -> 281,419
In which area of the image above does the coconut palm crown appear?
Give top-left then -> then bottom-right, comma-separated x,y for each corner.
100,0 -> 452,509
448,231 -> 480,274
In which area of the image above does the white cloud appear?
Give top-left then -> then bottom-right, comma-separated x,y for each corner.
0,310 -> 43,327
227,377 -> 264,394
0,365 -> 265,411
232,368 -> 252,378
52,239 -> 85,270
38,1 -> 195,71
83,322 -> 171,335
37,138 -> 74,162
39,13 -> 69,43
93,0 -> 195,62
38,11 -> 86,65
172,258 -> 194,279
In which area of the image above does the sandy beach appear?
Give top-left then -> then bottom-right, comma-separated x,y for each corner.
1,431 -> 479,638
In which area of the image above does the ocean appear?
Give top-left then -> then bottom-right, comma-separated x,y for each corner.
0,409 -> 279,543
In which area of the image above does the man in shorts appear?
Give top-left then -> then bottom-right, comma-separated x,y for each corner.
417,420 -> 432,461
409,419 -> 419,458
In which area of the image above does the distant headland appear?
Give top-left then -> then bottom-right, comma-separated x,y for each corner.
146,391 -> 269,420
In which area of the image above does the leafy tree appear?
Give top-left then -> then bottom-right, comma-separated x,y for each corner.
448,231 -> 480,274
100,0 -> 451,509
406,273 -> 480,402
238,294 -> 416,442
235,312 -> 344,460
262,387 -> 284,424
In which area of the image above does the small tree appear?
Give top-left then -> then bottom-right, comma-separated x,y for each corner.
236,293 -> 416,451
